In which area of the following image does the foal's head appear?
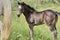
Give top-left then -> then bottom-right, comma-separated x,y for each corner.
17,2 -> 25,17
17,2 -> 35,17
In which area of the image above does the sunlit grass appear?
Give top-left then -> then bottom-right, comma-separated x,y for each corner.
7,4 -> 60,40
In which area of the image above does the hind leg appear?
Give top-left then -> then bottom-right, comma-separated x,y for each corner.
45,15 -> 58,40
45,18 -> 57,40
47,24 -> 57,40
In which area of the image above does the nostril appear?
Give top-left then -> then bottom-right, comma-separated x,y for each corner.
17,14 -> 20,17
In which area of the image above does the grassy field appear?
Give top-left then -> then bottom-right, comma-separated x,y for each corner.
0,0 -> 60,40
6,3 -> 60,40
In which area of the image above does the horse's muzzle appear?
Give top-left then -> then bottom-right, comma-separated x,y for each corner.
17,14 -> 20,17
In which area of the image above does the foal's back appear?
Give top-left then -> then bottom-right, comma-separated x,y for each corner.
32,10 -> 58,25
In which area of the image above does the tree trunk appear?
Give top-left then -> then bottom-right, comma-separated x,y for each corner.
0,0 -> 2,15
1,0 -> 11,40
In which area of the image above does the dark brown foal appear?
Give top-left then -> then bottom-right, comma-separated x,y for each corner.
17,2 -> 60,40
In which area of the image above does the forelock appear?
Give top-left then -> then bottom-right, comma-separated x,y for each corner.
18,5 -> 22,9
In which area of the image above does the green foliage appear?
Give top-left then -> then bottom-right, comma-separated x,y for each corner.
8,0 -> 60,40
8,9 -> 60,40
11,0 -> 60,11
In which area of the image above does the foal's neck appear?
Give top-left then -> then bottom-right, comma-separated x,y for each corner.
23,5 -> 35,18
23,10 -> 33,18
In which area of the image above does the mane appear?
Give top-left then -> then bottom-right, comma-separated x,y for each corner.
24,3 -> 36,11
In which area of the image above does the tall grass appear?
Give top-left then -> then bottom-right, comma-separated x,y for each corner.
7,3 -> 60,40
0,0 -> 58,40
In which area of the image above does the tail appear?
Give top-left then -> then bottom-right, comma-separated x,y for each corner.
56,12 -> 60,16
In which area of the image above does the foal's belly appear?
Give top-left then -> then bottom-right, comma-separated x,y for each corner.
29,13 -> 44,25
34,18 -> 44,25
33,15 -> 44,25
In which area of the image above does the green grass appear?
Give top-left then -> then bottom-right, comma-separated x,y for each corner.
7,4 -> 60,40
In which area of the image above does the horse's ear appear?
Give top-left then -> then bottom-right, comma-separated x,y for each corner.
22,2 -> 25,5
22,2 -> 25,4
18,2 -> 20,5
